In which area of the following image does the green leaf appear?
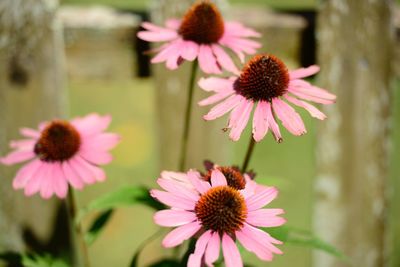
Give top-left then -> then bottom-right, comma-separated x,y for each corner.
0,251 -> 22,266
267,226 -> 348,261
85,209 -> 114,245
21,253 -> 68,267
78,185 -> 164,222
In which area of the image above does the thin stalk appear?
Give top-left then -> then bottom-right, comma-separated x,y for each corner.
241,135 -> 256,173
66,189 -> 91,267
178,60 -> 198,171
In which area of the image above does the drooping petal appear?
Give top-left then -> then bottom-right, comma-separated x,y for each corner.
289,65 -> 320,80
0,149 -> 36,165
187,230 -> 213,267
137,29 -> 178,42
68,156 -> 96,185
246,186 -> 278,211
222,233 -> 243,267
285,95 -> 326,120
252,101 -> 269,142
52,163 -> 68,198
20,127 -> 40,138
246,208 -> 286,227
198,77 -> 236,93
272,98 -> 306,136
154,209 -> 197,227
198,87 -> 235,107
212,44 -> 239,74
165,19 -> 181,30
13,159 -> 42,189
229,99 -> 254,141
162,221 -> 201,248
24,163 -> 49,196
210,169 -> 227,187
181,40 -> 199,61
81,133 -> 120,151
10,139 -> 35,150
62,160 -> 84,190
265,101 -> 282,142
150,189 -> 195,210
198,45 -> 222,74
39,163 -> 56,199
224,22 -> 261,38
205,231 -> 220,266
151,39 -> 182,64
79,148 -> 113,165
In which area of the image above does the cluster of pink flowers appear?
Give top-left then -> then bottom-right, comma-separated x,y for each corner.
1,1 -> 336,267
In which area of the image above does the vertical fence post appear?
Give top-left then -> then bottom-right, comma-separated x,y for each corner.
0,0 -> 66,255
314,1 -> 394,266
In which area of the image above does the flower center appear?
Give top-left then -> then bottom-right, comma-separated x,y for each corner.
178,1 -> 225,44
203,166 -> 246,190
34,121 -> 81,162
234,54 -> 290,102
195,186 -> 247,234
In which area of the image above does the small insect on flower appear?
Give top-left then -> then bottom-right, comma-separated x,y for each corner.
151,169 -> 286,267
137,0 -> 261,74
0,114 -> 120,199
198,54 -> 337,142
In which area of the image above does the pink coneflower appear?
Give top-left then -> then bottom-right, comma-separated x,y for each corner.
137,1 -> 261,74
199,54 -> 337,142
0,114 -> 120,199
151,169 -> 286,267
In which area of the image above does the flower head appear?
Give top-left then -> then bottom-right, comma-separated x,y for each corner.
199,54 -> 337,142
137,1 -> 261,74
151,169 -> 286,267
0,113 -> 120,199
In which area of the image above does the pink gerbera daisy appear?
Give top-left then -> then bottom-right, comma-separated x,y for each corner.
137,1 -> 261,74
0,113 -> 120,199
151,169 -> 286,267
198,54 -> 337,142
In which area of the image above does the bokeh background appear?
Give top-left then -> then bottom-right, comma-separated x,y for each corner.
0,0 -> 399,267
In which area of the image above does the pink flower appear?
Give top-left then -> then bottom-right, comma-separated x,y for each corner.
151,169 -> 286,267
199,54 -> 337,142
137,1 -> 261,74
0,113 -> 120,199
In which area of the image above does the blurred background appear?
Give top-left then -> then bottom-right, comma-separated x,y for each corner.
0,0 -> 399,267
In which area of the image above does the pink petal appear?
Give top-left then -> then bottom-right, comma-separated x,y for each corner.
272,98 -> 306,136
162,221 -> 201,248
203,94 -> 242,121
160,171 -> 193,188
78,156 -> 106,182
151,40 -> 181,64
165,19 -> 180,30
10,139 -> 35,150
252,101 -> 269,142
79,149 -> 113,165
205,231 -> 220,266
247,209 -> 286,227
166,40 -> 184,70
181,40 -> 199,61
246,186 -> 278,211
157,178 -> 199,201
265,102 -> 282,142
39,163 -> 56,199
224,22 -> 261,38
285,95 -> 326,120
52,164 -> 68,198
0,149 -> 35,165
154,209 -> 196,227
71,113 -> 112,137
20,127 -> 40,138
13,159 -> 42,189
289,65 -> 320,79
198,77 -> 236,93
288,89 -> 334,104
198,88 -> 235,107
62,160 -> 84,190
290,80 -> 336,100
24,163 -> 50,196
188,230 -> 213,267
82,133 -> 120,151
212,44 -> 239,74
137,29 -> 178,42
141,22 -> 169,32
243,223 -> 283,253
187,170 -> 211,194
229,99 -> 254,141
210,169 -> 227,187
150,189 -> 196,210
198,44 -> 222,74
222,233 -> 243,267
68,157 -> 96,185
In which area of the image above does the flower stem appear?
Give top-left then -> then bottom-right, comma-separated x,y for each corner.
241,135 -> 256,173
66,189 -> 91,267
178,60 -> 198,171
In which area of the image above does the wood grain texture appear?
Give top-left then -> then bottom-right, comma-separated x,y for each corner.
314,0 -> 394,266
0,0 -> 66,258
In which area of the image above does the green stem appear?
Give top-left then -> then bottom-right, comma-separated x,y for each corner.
178,60 -> 198,171
241,135 -> 256,173
66,189 -> 91,267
